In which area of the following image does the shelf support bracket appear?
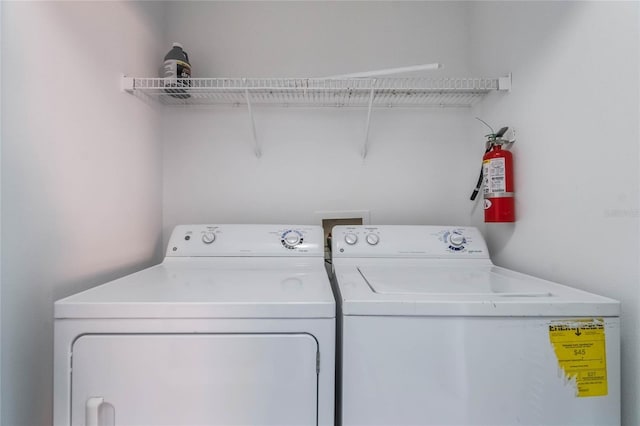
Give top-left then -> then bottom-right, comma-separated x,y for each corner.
362,84 -> 376,158
498,73 -> 512,92
244,86 -> 261,158
121,75 -> 134,93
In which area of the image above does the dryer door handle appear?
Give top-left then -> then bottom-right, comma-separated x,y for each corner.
85,397 -> 104,426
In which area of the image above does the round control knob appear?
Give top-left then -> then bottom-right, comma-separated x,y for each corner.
449,232 -> 465,247
281,230 -> 303,249
283,231 -> 301,247
202,231 -> 216,244
344,233 -> 358,245
365,233 -> 379,245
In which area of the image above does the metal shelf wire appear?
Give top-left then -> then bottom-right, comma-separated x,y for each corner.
122,75 -> 511,157
123,77 -> 506,108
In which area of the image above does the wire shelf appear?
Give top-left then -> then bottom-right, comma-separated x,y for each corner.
122,75 -> 511,158
125,77 -> 504,108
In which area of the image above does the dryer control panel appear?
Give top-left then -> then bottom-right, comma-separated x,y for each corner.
332,225 -> 489,258
166,225 -> 324,257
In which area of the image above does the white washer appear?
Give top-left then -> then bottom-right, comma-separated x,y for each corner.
54,225 -> 335,426
332,225 -> 620,426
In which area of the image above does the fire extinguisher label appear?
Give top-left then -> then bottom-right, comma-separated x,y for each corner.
483,157 -> 506,194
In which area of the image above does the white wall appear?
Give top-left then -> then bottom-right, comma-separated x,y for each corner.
0,0 -> 3,420
162,1 -> 482,242
469,2 -> 640,425
1,2 -> 165,425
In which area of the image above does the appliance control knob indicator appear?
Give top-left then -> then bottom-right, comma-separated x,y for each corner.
449,233 -> 465,246
447,232 -> 466,251
366,233 -> 379,245
344,233 -> 358,245
281,230 -> 303,249
202,232 -> 216,244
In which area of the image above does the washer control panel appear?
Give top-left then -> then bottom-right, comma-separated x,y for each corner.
166,225 -> 324,257
332,225 -> 489,258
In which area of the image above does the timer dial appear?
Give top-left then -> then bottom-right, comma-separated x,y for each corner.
446,231 -> 466,251
449,233 -> 465,247
281,230 -> 303,249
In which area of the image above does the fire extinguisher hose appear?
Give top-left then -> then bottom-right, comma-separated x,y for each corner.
470,146 -> 491,201
470,168 -> 483,201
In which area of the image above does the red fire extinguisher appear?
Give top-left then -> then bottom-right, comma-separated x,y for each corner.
470,125 -> 515,223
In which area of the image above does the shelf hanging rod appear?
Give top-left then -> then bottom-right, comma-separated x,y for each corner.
244,87 -> 261,158
323,63 -> 442,79
362,85 -> 376,159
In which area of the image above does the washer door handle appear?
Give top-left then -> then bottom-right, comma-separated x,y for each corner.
85,397 -> 104,426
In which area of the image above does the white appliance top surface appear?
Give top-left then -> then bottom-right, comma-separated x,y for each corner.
56,258 -> 335,319
56,225 -> 333,319
331,226 -> 619,317
334,259 -> 619,316
361,264 -> 552,297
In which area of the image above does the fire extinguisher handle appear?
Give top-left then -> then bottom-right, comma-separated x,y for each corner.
495,126 -> 508,138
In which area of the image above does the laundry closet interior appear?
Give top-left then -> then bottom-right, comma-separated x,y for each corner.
1,1 -> 639,426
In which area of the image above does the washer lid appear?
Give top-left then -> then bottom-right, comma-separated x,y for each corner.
55,258 -> 335,319
335,261 -> 620,317
361,266 -> 552,297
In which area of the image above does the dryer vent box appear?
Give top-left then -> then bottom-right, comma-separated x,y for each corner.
314,210 -> 370,260
322,218 -> 362,260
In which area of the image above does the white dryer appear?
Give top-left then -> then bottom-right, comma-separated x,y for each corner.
54,225 -> 335,426
331,225 -> 620,426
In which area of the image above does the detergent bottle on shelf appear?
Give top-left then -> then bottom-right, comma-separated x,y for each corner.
162,42 -> 191,99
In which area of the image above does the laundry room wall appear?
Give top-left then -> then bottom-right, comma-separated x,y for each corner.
468,2 -> 640,425
161,1 -> 482,244
0,1 -> 3,420
1,2 -> 165,425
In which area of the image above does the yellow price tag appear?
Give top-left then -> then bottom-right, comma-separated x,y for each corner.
549,318 -> 608,397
